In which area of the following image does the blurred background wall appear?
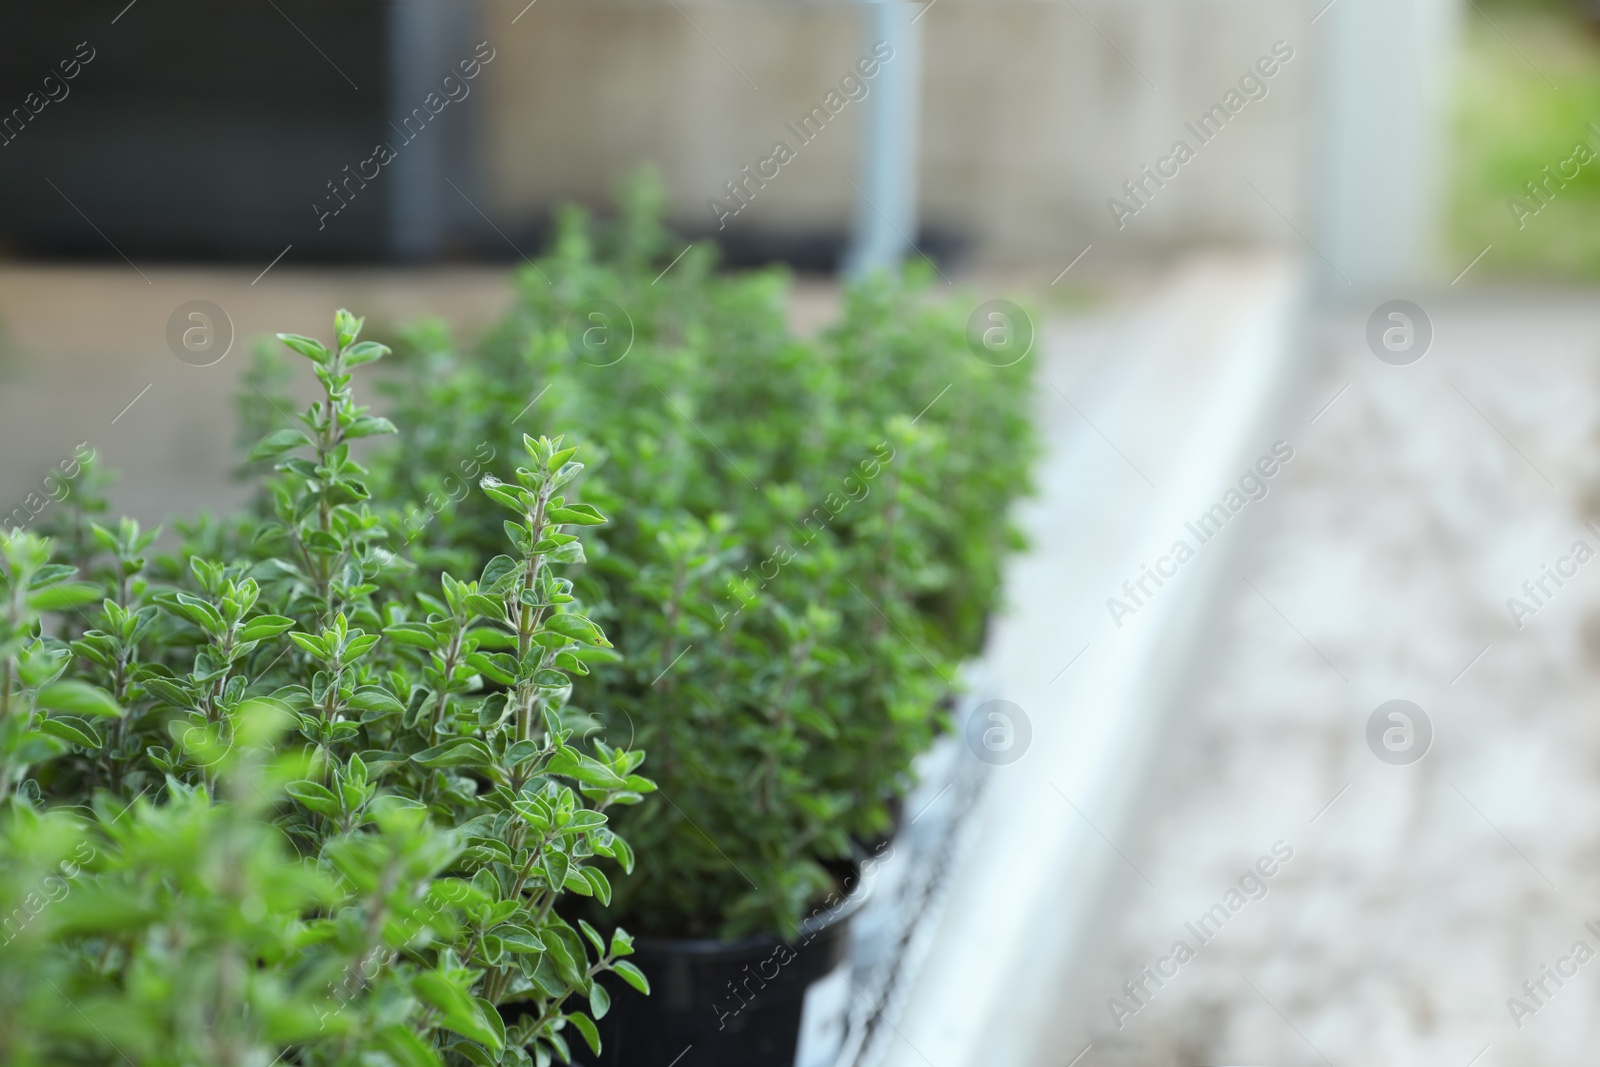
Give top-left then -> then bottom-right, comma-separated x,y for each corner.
474,0 -> 1309,266
11,0 -> 1600,281
0,0 -> 1326,271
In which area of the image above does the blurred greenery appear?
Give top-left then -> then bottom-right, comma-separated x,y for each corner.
1451,5 -> 1600,277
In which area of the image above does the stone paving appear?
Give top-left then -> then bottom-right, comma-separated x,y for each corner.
1063,294 -> 1600,1067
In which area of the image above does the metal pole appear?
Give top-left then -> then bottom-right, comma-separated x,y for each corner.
388,0 -> 448,261
844,1 -> 923,278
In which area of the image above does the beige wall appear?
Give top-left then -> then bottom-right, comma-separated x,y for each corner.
479,0 -> 1308,265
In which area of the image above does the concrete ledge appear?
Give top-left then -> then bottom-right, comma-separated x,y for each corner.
876,255 -> 1307,1067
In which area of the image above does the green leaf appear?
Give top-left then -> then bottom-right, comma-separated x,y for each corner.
589,981 -> 611,1020
29,564 -> 78,589
608,835 -> 636,875
11,733 -> 67,763
542,851 -> 570,894
548,540 -> 587,564
35,681 -> 122,718
288,632 -> 329,658
348,686 -> 405,716
480,482 -> 525,511
454,1044 -> 496,1067
383,622 -> 440,650
286,781 -> 342,817
480,555 -> 520,590
580,866 -> 612,907
543,613 -> 608,647
498,928 -> 547,954
465,651 -> 516,686
29,583 -> 101,612
612,960 -> 650,995
539,923 -> 579,982
545,752 -> 616,789
473,997 -> 506,1054
411,972 -> 503,1053
375,1025 -> 443,1067
277,332 -> 329,362
334,309 -> 361,348
343,341 -> 391,367
238,614 -> 295,642
547,503 -> 606,526
141,676 -> 197,709
171,594 -> 225,635
38,716 -> 102,749
532,668 -> 569,689
304,530 -> 343,554
464,594 -> 508,624
502,520 -> 531,553
467,626 -> 516,650
567,1011 -> 601,1056
503,739 -> 541,767
343,633 -> 380,661
345,415 -> 397,439
545,749 -> 627,790
411,738 -> 495,769
561,810 -> 608,834
248,429 -> 310,460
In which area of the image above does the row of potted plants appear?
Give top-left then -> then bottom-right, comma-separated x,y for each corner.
364,173 -> 1034,1063
0,174 -> 1035,1066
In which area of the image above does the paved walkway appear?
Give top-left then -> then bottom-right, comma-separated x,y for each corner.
1061,293 -> 1600,1067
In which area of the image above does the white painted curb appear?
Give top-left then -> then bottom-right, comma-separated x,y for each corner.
877,256 -> 1308,1067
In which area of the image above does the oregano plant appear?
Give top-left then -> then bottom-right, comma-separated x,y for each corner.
0,309 -> 654,1067
374,170 -> 1036,940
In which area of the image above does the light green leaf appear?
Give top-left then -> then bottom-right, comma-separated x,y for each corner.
288,632 -> 328,658
383,622 -> 440,650
547,503 -> 606,526
374,1025 -> 443,1067
498,928 -> 546,954
35,680 -> 122,718
464,594 -> 508,624
29,583 -> 101,612
411,972 -> 503,1053
543,613 -> 608,647
38,716 -> 102,749
566,1011 -> 601,1056
545,749 -> 627,790
410,738 -> 495,769
612,959 -> 650,994
238,614 -> 296,642
277,332 -> 329,362
345,415 -> 397,439
465,651 -> 516,686
286,781 -> 342,817
343,341 -> 390,367
348,686 -> 405,716
248,429 -> 310,461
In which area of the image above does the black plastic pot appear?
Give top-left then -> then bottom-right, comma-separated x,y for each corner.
583,892 -> 863,1067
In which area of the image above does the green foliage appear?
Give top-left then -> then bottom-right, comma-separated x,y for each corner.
1451,6 -> 1600,277
376,170 -> 1036,939
0,310 -> 650,1066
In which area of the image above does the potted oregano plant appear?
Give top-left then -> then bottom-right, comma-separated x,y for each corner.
0,309 -> 656,1067
367,172 -> 1036,1065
